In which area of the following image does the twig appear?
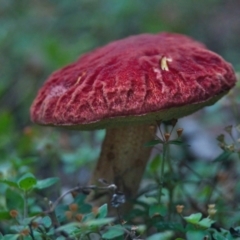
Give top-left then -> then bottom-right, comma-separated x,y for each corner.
23,191 -> 28,219
45,184 -> 116,214
28,223 -> 35,240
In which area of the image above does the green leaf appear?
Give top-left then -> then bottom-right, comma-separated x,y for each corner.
149,204 -> 167,217
74,195 -> 92,214
213,151 -> 232,162
0,211 -> 11,220
74,194 -> 87,204
184,213 -> 202,224
145,139 -> 163,147
186,230 -> 209,239
0,111 -> 14,133
41,216 -> 52,228
56,222 -> 80,235
56,237 -> 66,240
211,228 -> 234,240
0,234 -> 20,240
102,226 -> 124,239
184,213 -> 214,229
146,231 -> 174,240
168,140 -> 188,146
6,188 -> 24,210
148,155 -> 161,173
0,179 -> 19,188
22,216 -> 40,225
82,212 -> 95,223
135,224 -> 146,235
55,204 -> 69,223
10,225 -> 32,234
86,218 -> 114,227
154,222 -> 184,232
198,217 -> 215,228
97,204 -> 108,219
35,177 -> 59,189
17,173 -> 37,191
144,197 -> 158,205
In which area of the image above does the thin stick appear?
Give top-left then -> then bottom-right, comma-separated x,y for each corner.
23,191 -> 28,219
158,142 -> 168,203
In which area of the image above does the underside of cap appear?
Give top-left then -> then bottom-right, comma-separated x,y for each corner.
30,33 -> 236,129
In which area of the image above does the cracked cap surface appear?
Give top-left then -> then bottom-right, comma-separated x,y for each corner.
30,32 -> 236,130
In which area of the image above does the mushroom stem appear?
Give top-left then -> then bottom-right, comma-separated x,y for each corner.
89,124 -> 156,211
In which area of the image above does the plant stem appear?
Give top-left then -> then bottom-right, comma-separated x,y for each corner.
158,142 -> 168,204
28,224 -> 35,240
168,186 -> 174,220
166,139 -> 175,219
24,191 -> 28,219
88,125 -> 155,213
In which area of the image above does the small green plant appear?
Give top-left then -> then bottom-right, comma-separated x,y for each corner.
0,172 -> 136,239
1,121 -> 240,239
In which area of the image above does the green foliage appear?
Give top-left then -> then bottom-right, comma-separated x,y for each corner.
147,231 -> 174,240
0,174 -> 119,239
145,139 -> 186,147
1,127 -> 240,239
213,151 -> 232,162
5,188 -> 24,210
17,173 -> 37,191
184,213 -> 215,229
1,109 -> 240,239
97,204 -> 108,219
35,177 -> 59,190
102,225 -> 125,239
0,1 -> 240,239
0,174 -> 58,192
149,204 -> 167,218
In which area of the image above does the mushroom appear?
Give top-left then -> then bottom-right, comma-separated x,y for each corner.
30,33 -> 236,211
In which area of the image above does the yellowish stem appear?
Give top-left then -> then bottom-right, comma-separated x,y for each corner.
88,124 -> 156,212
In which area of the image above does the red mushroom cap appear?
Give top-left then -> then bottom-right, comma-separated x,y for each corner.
30,33 -> 236,130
